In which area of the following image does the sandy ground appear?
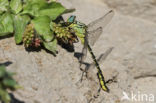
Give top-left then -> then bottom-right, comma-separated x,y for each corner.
0,0 -> 156,103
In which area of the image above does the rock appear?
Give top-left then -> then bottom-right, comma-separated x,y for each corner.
101,0 -> 156,23
0,0 -> 155,103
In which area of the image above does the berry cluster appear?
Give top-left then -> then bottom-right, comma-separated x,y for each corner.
23,24 -> 41,48
52,22 -> 78,45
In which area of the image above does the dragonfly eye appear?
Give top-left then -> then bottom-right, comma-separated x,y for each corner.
67,15 -> 76,23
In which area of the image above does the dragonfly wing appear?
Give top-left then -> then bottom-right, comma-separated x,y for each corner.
79,33 -> 88,67
88,27 -> 103,46
87,10 -> 114,32
98,47 -> 114,64
86,47 -> 114,71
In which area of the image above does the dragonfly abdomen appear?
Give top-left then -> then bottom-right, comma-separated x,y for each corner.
87,44 -> 109,92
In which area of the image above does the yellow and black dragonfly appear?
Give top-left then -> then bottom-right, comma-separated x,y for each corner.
67,10 -> 114,92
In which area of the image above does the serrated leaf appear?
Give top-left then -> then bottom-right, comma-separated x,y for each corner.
32,16 -> 54,42
13,15 -> 30,44
0,88 -> 10,103
39,2 -> 66,20
22,0 -> 47,17
10,0 -> 23,14
0,13 -> 14,36
43,39 -> 57,54
0,0 -> 9,14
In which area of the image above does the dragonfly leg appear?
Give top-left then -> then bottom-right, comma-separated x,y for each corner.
94,87 -> 101,98
87,87 -> 101,103
88,98 -> 93,103
80,67 -> 88,82
80,69 -> 85,82
106,75 -> 118,84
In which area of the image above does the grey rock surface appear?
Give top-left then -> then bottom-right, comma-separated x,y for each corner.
101,0 -> 156,23
0,0 -> 156,103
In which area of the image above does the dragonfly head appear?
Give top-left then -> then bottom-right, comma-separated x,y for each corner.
67,15 -> 76,23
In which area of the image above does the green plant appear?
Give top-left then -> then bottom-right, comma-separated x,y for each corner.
0,0 -> 75,54
0,1 -> 78,102
0,65 -> 20,103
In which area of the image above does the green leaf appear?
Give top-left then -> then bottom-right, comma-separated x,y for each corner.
0,88 -> 10,103
10,0 -> 23,14
22,1 -> 70,20
43,39 -> 57,54
22,0 -> 47,17
3,78 -> 18,89
39,2 -> 66,20
0,13 -> 14,36
6,72 -> 15,78
0,65 -> 6,78
13,15 -> 30,44
0,0 -> 9,14
48,0 -> 57,2
32,16 -> 54,42
0,66 -> 20,103
63,8 -> 75,14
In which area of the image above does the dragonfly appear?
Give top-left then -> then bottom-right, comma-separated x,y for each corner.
67,10 -> 114,92
81,47 -> 114,82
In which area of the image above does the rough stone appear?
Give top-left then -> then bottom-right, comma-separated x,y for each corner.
0,0 -> 155,103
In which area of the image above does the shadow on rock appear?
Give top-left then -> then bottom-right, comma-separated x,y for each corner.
9,93 -> 25,103
25,46 -> 42,53
74,52 -> 83,60
0,34 -> 13,40
59,42 -> 75,52
0,61 -> 13,66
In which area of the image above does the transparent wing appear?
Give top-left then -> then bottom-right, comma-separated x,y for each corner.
86,47 -> 114,71
79,33 -> 88,68
88,27 -> 103,46
87,10 -> 114,32
79,10 -> 114,68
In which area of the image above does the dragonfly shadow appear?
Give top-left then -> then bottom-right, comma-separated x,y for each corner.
74,52 -> 92,69
82,62 -> 90,68
74,52 -> 83,60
